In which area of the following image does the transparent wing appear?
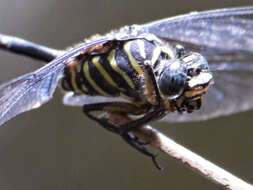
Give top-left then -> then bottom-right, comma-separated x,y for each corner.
0,38 -> 111,125
136,6 -> 253,122
63,92 -> 128,106
138,6 -> 253,54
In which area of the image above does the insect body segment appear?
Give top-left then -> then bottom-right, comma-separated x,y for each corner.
62,37 -> 169,104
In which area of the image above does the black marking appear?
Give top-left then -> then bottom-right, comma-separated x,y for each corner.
61,71 -> 73,91
99,54 -> 134,97
79,60 -> 101,95
129,40 -> 144,62
144,40 -> 157,60
115,45 -> 140,87
88,59 -> 119,96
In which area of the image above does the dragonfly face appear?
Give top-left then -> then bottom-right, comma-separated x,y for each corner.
157,52 -> 213,113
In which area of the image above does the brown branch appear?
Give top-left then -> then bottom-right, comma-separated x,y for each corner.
107,113 -> 253,190
0,34 -> 61,62
133,125 -> 253,190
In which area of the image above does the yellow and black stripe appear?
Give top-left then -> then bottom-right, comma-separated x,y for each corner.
62,37 -> 171,102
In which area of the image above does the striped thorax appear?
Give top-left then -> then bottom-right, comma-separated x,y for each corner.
61,36 -> 172,104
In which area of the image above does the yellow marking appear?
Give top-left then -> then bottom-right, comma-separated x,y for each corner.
83,61 -> 111,96
75,61 -> 83,73
134,100 -> 148,108
120,92 -> 135,101
124,41 -> 144,75
184,85 -> 209,98
70,68 -> 81,92
161,46 -> 175,59
144,76 -> 154,96
81,84 -> 88,93
182,55 -> 194,63
136,40 -> 146,59
151,46 -> 161,66
176,96 -> 184,108
166,99 -> 176,113
91,56 -> 118,88
108,50 -> 135,89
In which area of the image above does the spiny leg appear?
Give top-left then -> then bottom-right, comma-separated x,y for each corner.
83,102 -> 121,134
83,101 -> 147,133
107,112 -> 163,169
143,60 -> 163,103
83,102 -> 154,145
82,102 -> 161,169
121,132 -> 162,170
82,100 -> 164,137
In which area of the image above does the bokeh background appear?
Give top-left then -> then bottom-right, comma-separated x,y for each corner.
0,0 -> 252,189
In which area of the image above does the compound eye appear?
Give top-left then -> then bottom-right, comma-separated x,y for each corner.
158,68 -> 187,98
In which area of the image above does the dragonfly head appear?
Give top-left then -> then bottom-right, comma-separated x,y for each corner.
157,52 -> 213,113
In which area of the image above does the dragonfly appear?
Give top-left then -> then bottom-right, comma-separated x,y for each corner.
0,6 -> 253,168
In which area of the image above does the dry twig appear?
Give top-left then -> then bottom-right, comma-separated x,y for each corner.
108,113 -> 253,190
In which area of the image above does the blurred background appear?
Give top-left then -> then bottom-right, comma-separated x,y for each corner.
0,0 -> 252,189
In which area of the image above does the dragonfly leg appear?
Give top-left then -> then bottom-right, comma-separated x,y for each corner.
143,60 -> 163,104
83,102 -> 146,134
121,133 -> 162,170
118,106 -> 165,136
83,102 -> 162,169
